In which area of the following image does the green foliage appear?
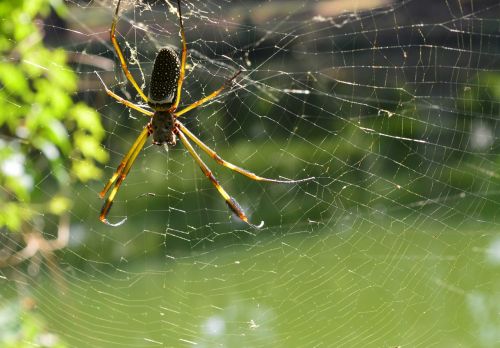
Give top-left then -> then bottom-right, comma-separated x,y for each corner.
0,0 -> 107,232
0,298 -> 68,348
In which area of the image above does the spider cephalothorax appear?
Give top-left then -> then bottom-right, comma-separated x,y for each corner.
150,111 -> 177,146
98,0 -> 314,228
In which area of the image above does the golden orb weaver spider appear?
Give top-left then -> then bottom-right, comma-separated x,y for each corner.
98,0 -> 314,228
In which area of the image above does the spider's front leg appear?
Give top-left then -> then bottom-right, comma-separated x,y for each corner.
176,128 -> 264,228
99,125 -> 151,226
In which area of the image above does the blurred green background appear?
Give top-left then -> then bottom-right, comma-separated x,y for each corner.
1,0 -> 499,346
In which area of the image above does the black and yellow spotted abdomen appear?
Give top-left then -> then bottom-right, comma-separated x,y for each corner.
148,47 -> 180,109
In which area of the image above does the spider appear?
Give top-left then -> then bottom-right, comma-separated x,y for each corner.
98,0 -> 313,228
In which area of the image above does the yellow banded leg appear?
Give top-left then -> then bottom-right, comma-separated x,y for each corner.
177,130 -> 263,228
111,0 -> 149,103
100,125 -> 151,226
177,122 -> 314,183
96,72 -> 154,117
174,71 -> 242,117
171,0 -> 187,111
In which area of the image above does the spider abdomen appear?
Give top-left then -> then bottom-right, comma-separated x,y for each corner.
150,111 -> 177,146
148,47 -> 180,109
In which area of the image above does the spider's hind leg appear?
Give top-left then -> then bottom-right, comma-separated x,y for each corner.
173,70 -> 242,118
170,0 -> 187,111
110,0 -> 149,103
96,72 -> 154,117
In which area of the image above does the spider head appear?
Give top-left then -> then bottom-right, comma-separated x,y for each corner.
151,111 -> 177,147
148,47 -> 180,110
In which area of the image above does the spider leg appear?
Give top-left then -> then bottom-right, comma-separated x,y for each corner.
176,129 -> 264,229
170,0 -> 187,111
174,70 -> 242,118
100,125 -> 151,226
177,122 -> 314,183
96,72 -> 154,117
111,0 -> 149,103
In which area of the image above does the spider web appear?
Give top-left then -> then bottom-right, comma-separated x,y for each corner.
3,0 -> 500,346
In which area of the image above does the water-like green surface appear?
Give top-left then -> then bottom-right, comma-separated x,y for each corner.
13,218 -> 499,347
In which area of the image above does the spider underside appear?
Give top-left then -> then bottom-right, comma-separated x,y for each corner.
98,0 -> 313,228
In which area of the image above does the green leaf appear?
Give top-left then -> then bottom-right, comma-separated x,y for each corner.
0,203 -> 32,231
70,103 -> 106,139
49,195 -> 72,215
0,63 -> 31,96
72,159 -> 103,182
74,131 -> 108,163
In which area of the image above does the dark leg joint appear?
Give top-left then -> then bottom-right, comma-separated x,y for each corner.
207,172 -> 219,186
99,200 -> 127,227
226,197 -> 246,220
213,154 -> 224,165
225,70 -> 242,87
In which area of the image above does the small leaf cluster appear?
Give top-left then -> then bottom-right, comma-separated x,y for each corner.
0,0 -> 107,231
